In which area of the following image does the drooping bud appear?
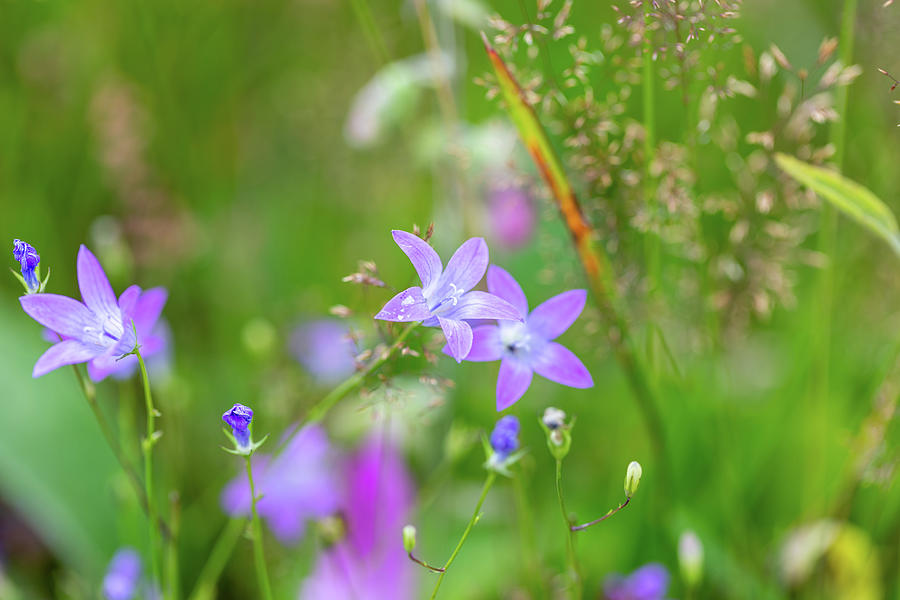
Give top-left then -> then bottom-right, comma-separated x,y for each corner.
624,461 -> 642,497
678,530 -> 704,587
102,548 -> 142,600
402,524 -> 417,553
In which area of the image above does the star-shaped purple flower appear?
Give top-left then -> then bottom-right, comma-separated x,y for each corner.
604,563 -> 670,600
19,245 -> 168,382
450,265 -> 593,411
375,230 -> 522,362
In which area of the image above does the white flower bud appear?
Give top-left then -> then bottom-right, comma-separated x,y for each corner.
402,524 -> 417,553
624,461 -> 642,497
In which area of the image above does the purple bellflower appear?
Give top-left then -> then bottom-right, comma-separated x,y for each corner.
289,319 -> 357,385
604,563 -> 670,600
374,230 -> 522,362
449,265 -> 593,411
102,548 -> 142,600
222,425 -> 340,544
490,415 -> 520,460
222,403 -> 253,451
13,239 -> 41,293
19,245 -> 168,382
299,434 -> 417,600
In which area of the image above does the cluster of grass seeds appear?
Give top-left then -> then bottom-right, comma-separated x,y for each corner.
480,0 -> 862,343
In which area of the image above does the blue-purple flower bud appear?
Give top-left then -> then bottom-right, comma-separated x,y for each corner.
13,239 -> 40,293
102,548 -> 142,600
223,403 -> 253,451
489,415 -> 520,460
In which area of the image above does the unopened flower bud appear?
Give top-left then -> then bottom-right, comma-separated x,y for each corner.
12,239 -> 44,294
402,524 -> 417,553
678,530 -> 704,587
624,461 -> 642,497
542,406 -> 566,430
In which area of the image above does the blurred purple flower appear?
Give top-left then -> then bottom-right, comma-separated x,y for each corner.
299,435 -> 417,600
375,230 -> 521,362
222,403 -> 253,451
289,320 -> 357,385
490,415 -> 520,460
12,239 -> 41,293
604,563 -> 670,600
221,425 -> 340,544
102,548 -> 141,600
19,245 -> 168,381
447,265 -> 593,410
488,186 -> 536,250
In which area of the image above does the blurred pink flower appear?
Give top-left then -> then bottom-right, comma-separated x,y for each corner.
488,185 -> 536,250
299,435 -> 417,600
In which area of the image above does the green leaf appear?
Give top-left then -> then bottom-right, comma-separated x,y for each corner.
774,153 -> 900,256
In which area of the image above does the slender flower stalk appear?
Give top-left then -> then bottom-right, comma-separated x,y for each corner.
571,461 -> 640,531
642,0 -> 660,290
429,472 -> 496,600
555,459 -> 582,599
135,347 -> 163,593
245,456 -> 274,600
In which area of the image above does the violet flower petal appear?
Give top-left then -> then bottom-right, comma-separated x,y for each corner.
438,316 -> 473,362
132,287 -> 167,334
374,287 -> 432,322
486,265 -> 528,316
440,291 -> 522,322
443,324 -> 502,361
33,339 -> 102,377
77,245 -> 119,319
496,358 -> 533,411
20,294 -> 98,338
532,342 -> 593,388
431,237 -> 488,299
391,230 -> 443,292
527,289 -> 587,340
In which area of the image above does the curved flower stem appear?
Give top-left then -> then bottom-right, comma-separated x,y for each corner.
570,496 -> 631,532
430,472 -> 496,600
555,459 -> 582,599
408,553 -> 445,573
245,456 -> 273,600
136,348 -> 163,594
276,322 -> 419,455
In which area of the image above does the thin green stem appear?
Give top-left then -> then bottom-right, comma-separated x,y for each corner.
430,472 -> 496,600
136,348 -> 163,593
512,468 -> 546,597
556,459 -> 582,599
276,322 -> 419,455
570,496 -> 631,531
810,0 -> 857,512
166,492 -> 181,600
245,457 -> 273,600
185,519 -> 245,600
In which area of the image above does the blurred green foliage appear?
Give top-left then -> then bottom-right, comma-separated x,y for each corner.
2,0 -> 900,598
